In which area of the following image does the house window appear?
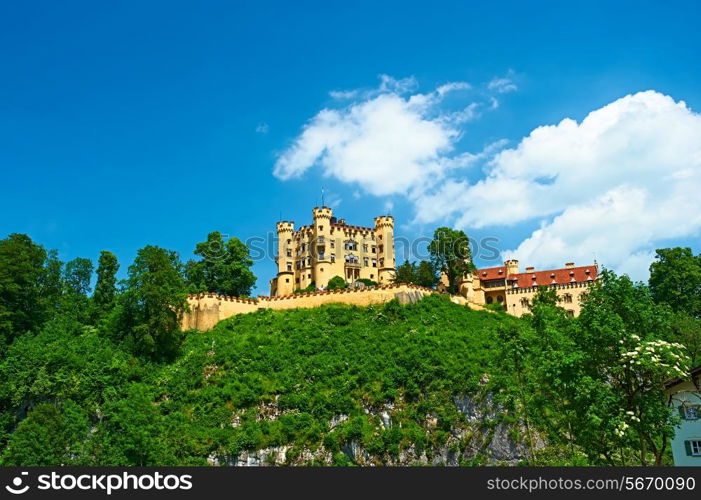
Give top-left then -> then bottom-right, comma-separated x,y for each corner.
688,440 -> 701,457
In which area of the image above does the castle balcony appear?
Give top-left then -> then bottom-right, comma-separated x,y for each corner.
344,261 -> 361,269
316,236 -> 326,246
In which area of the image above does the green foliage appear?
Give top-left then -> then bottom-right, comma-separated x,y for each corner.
93,250 -> 120,321
428,228 -> 473,293
0,234 -> 56,348
185,231 -> 256,297
649,247 -> 701,317
294,281 -> 316,294
393,260 -> 438,288
116,245 -> 187,360
326,275 -> 347,290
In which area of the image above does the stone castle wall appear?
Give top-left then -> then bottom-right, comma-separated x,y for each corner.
182,283 -> 438,331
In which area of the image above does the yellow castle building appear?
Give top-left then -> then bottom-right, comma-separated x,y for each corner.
269,207 -> 396,296
441,259 -> 598,317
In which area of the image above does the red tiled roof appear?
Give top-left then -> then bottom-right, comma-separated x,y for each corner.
477,266 -> 507,281
509,265 -> 597,288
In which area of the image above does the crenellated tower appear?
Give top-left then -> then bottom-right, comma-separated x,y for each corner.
275,220 -> 295,296
374,215 -> 395,284
312,206 -> 333,289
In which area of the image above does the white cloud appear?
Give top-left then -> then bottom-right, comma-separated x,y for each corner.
273,75 -> 489,197
446,90 -> 701,280
488,71 -> 518,94
255,123 -> 269,134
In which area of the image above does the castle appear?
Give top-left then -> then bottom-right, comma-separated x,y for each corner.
183,206 -> 598,330
442,260 -> 598,317
269,206 -> 396,296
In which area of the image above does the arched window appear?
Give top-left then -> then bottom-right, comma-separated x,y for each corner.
486,296 -> 494,304
497,295 -> 503,303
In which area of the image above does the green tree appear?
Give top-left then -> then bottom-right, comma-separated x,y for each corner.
0,234 -> 49,346
416,260 -> 438,288
428,227 -> 473,294
649,247 -> 701,317
118,245 -> 187,360
63,258 -> 93,296
393,260 -> 437,288
93,251 -> 120,321
393,260 -> 417,284
1,402 -> 89,466
326,276 -> 347,290
62,257 -> 94,323
185,231 -> 256,297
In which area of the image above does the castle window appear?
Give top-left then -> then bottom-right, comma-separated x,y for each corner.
285,278 -> 289,283
319,252 -> 325,260
379,244 -> 384,253
370,274 -> 374,279
521,298 -> 530,307
363,244 -> 368,252
379,258 -> 384,267
486,296 -> 494,304
372,246 -> 376,253
372,258 -> 377,267
330,240 -> 335,248
286,249 -> 292,257
308,274 -> 311,279
287,263 -> 292,272
566,310 -> 575,318
497,295 -> 503,303
295,278 -> 299,283
344,240 -> 357,251
318,226 -> 323,231
287,239 -> 291,245
363,257 -> 369,267
345,254 -> 358,264
563,293 -> 573,303
330,253 -> 336,263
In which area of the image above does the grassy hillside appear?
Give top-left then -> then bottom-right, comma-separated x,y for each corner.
1,295 -> 523,466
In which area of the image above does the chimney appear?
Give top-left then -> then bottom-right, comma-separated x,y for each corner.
525,266 -> 535,272
565,262 -> 575,269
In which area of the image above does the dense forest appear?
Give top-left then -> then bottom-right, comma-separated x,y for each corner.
0,230 -> 699,465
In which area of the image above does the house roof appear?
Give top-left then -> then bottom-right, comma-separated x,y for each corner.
664,365 -> 701,390
477,266 -> 507,281
510,265 -> 598,288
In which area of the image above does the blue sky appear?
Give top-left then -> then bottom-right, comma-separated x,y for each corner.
2,1 -> 701,292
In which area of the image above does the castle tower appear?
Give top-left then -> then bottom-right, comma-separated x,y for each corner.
312,206 -> 333,289
374,215 -> 395,283
505,259 -> 519,276
275,220 -> 295,296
